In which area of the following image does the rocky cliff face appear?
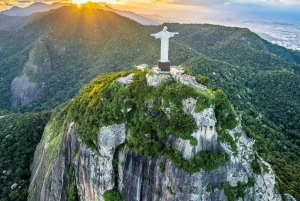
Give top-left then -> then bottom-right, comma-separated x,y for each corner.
118,101 -> 280,201
29,122 -> 126,201
10,75 -> 39,106
10,39 -> 51,106
28,68 -> 282,201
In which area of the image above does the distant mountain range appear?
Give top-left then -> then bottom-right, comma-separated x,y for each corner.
140,14 -> 173,24
0,13 -> 30,30
1,2 -> 69,16
101,5 -> 160,25
0,2 -> 160,27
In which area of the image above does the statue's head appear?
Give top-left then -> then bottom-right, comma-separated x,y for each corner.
163,26 -> 168,31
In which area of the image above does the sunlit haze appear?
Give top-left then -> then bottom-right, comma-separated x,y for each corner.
1,0 -> 300,23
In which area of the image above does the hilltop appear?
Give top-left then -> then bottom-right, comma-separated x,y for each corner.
28,67 -> 281,201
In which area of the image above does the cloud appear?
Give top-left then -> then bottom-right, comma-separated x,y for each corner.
148,0 -> 300,22
0,0 -> 35,7
151,0 -> 300,6
280,0 -> 300,4
151,0 -> 228,5
19,0 -> 34,3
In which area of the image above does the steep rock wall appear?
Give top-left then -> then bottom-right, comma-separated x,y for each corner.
29,70 -> 282,201
118,107 -> 281,201
29,109 -> 281,201
10,39 -> 51,106
10,75 -> 39,106
29,122 -> 126,201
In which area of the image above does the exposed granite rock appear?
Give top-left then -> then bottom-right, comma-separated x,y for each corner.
284,193 -> 297,201
164,98 -> 218,160
146,73 -> 171,87
10,39 -> 51,106
28,122 -> 78,201
119,150 -> 228,201
74,123 -> 126,200
116,97 -> 281,201
146,99 -> 160,117
118,125 -> 281,201
28,122 -> 126,201
29,118 -> 282,201
161,100 -> 171,119
149,66 -> 207,90
117,73 -> 134,85
10,75 -> 39,106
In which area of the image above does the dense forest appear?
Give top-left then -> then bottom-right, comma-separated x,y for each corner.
0,111 -> 51,201
0,6 -> 300,200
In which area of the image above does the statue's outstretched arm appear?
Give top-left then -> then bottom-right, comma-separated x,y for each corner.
168,32 -> 179,37
151,33 -> 162,39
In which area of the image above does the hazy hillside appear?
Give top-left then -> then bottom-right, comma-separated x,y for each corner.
0,2 -> 160,31
0,2 -> 68,16
101,5 -> 160,25
0,14 -> 33,31
81,3 -> 160,25
0,6 -> 300,200
140,14 -> 172,24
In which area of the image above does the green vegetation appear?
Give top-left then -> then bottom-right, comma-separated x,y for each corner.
195,75 -> 210,86
158,162 -> 164,172
163,146 -> 229,173
219,178 -> 255,201
206,187 -> 213,193
64,166 -> 79,201
66,70 -> 233,173
68,71 -> 134,149
251,159 -> 261,175
234,132 -> 242,139
0,111 -> 51,201
217,129 -> 238,155
167,186 -> 175,195
250,151 -> 270,175
103,189 -> 120,201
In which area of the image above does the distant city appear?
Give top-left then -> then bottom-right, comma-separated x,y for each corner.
222,21 -> 300,51
138,10 -> 300,52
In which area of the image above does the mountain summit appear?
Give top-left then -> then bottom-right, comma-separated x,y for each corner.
28,67 -> 281,201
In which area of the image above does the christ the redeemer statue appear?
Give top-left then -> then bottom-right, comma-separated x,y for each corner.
151,26 -> 178,71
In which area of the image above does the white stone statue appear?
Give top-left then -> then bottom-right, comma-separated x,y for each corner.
151,26 -> 178,62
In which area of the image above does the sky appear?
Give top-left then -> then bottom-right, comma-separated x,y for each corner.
2,0 -> 300,8
1,0 -> 300,22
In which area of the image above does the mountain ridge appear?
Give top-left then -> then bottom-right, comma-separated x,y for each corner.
1,2 -> 70,16
0,2 -> 160,28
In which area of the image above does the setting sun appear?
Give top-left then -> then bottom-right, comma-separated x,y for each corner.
73,0 -> 123,6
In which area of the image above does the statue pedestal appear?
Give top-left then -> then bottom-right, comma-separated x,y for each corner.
158,61 -> 170,71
